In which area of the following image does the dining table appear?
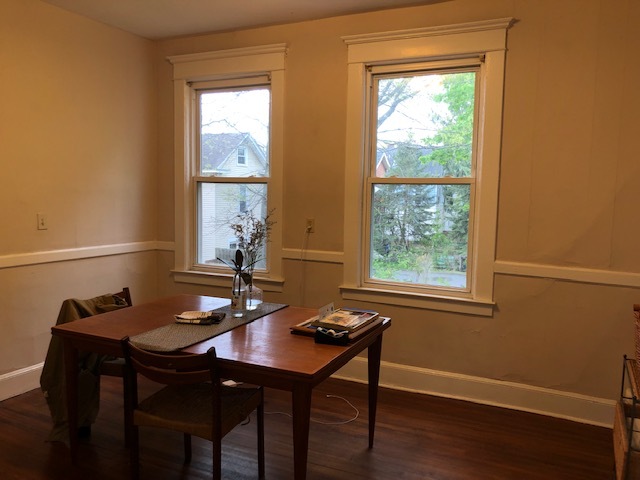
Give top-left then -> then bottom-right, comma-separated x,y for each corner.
51,294 -> 390,479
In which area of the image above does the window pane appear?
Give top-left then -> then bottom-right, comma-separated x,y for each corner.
370,184 -> 469,289
197,183 -> 268,269
375,71 -> 475,179
199,88 -> 270,177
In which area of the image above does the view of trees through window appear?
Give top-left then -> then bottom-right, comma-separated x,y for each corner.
369,69 -> 476,290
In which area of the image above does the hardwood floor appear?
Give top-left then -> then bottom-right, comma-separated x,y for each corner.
0,376 -> 614,479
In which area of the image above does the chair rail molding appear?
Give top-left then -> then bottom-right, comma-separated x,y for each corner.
0,241 -> 175,270
494,259 -> 640,288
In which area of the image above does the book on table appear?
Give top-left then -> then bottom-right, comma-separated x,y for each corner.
290,303 -> 379,337
310,308 -> 378,332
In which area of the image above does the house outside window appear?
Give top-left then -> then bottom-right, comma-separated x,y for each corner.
238,184 -> 248,213
342,19 -> 513,315
169,45 -> 285,290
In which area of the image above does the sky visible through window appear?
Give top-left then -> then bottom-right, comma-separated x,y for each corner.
200,89 -> 270,149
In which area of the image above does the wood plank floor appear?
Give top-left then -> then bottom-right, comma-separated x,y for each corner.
0,376 -> 614,479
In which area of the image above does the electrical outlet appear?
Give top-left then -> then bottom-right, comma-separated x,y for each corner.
305,218 -> 315,233
37,213 -> 48,230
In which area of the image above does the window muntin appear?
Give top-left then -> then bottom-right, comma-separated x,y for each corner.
195,84 -> 270,271
365,67 -> 477,293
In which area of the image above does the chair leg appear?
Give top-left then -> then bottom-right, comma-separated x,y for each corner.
212,439 -> 222,480
257,392 -> 265,479
122,376 -> 131,448
130,425 -> 140,480
184,433 -> 192,463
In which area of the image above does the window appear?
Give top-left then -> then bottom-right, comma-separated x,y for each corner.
369,65 -> 478,293
196,83 -> 268,268
342,19 -> 513,315
237,146 -> 247,166
169,45 -> 285,290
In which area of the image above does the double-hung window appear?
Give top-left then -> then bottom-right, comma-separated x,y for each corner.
169,45 -> 285,289
195,83 -> 269,268
367,63 -> 478,291
342,19 -> 513,315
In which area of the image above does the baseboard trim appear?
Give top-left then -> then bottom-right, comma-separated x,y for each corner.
334,357 -> 615,428
2,359 -> 613,427
0,363 -> 43,401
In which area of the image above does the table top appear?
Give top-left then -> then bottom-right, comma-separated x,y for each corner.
52,294 -> 390,388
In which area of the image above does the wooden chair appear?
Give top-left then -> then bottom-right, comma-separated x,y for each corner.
121,337 -> 265,479
98,287 -> 133,376
40,287 -> 134,443
98,288 -> 133,445
114,286 -> 133,308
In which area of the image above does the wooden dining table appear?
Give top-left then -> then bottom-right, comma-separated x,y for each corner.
51,294 -> 390,479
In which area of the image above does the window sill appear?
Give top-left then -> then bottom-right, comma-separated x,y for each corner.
172,269 -> 284,293
340,285 -> 495,316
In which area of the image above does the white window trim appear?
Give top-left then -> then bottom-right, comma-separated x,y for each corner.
168,44 -> 286,291
341,19 -> 514,316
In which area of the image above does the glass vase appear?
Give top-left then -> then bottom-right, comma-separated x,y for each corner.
230,272 -> 246,317
246,282 -> 263,310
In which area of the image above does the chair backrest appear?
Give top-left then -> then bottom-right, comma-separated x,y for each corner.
121,338 -> 217,386
114,287 -> 133,307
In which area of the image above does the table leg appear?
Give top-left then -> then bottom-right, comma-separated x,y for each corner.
292,383 -> 312,480
62,339 -> 79,464
368,333 -> 383,448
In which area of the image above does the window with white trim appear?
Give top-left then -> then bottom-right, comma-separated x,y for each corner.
168,45 -> 285,289
237,146 -> 247,166
342,19 -> 513,315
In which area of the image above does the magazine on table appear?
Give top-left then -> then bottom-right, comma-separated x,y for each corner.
290,303 -> 379,336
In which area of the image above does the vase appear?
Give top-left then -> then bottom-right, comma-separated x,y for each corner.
230,272 -> 246,317
246,282 -> 263,310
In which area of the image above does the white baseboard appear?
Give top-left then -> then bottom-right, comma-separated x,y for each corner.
334,357 -> 615,428
0,363 -> 43,401
2,359 -> 614,428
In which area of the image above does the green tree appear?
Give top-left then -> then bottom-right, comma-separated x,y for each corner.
420,72 -> 475,262
371,143 -> 439,258
422,72 -> 475,177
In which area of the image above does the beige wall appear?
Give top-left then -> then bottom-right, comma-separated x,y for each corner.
156,0 -> 640,403
2,0 -> 639,418
0,0 -> 158,375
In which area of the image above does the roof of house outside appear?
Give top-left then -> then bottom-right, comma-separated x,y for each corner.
201,133 -> 267,172
377,141 -> 441,177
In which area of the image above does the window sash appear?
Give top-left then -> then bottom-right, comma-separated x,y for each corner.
363,64 -> 479,294
192,78 -> 271,272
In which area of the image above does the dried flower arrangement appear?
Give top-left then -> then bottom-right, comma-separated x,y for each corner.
217,209 -> 275,294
